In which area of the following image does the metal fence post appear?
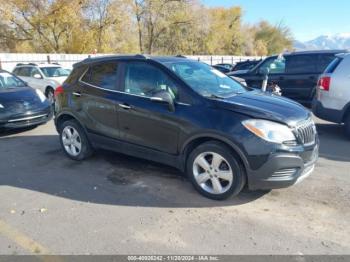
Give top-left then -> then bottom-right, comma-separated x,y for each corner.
221,57 -> 223,63
231,57 -> 233,64
0,58 -> 2,70
47,55 -> 51,64
210,56 -> 212,65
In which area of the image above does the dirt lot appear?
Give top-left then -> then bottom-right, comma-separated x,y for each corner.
0,117 -> 349,255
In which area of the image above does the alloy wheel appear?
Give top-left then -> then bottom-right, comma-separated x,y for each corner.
193,152 -> 233,195
61,126 -> 82,157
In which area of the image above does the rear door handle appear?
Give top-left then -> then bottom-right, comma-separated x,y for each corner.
119,103 -> 131,110
72,91 -> 81,97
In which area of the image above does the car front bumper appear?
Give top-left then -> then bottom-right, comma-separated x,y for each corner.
0,107 -> 53,129
247,141 -> 319,190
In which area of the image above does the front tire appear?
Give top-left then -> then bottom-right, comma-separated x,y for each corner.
345,113 -> 350,139
186,141 -> 246,200
45,87 -> 55,104
58,120 -> 93,160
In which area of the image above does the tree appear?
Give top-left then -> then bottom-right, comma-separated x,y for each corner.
131,0 -> 193,54
0,0 -> 294,55
253,21 -> 293,55
0,0 -> 93,53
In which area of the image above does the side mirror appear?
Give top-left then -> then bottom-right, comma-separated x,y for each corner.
33,73 -> 42,79
258,67 -> 269,76
150,90 -> 175,112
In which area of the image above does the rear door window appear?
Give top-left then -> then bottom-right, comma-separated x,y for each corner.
286,55 -> 317,74
82,62 -> 119,90
324,57 -> 343,73
317,54 -> 337,72
15,67 -> 32,77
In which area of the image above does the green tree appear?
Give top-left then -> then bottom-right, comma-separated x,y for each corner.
253,21 -> 293,55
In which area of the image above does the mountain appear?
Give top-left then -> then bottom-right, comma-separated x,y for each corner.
295,33 -> 350,50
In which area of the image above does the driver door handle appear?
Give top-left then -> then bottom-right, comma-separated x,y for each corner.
119,103 -> 131,110
72,91 -> 81,97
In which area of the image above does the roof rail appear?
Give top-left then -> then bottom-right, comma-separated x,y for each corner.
16,62 -> 38,66
175,55 -> 187,58
135,54 -> 149,59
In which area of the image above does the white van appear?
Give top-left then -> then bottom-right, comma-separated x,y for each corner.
313,53 -> 350,137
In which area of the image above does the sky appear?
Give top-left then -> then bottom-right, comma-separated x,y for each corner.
202,0 -> 350,41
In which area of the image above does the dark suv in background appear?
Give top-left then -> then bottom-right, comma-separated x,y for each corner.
54,55 -> 318,200
229,50 -> 347,105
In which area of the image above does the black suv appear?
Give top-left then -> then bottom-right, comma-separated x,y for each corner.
229,50 -> 347,105
54,55 -> 319,200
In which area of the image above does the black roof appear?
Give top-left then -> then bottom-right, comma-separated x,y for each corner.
74,54 -> 189,67
283,49 -> 348,56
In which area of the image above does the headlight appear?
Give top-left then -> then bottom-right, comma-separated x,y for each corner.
35,89 -> 47,102
0,103 -> 4,109
242,119 -> 296,144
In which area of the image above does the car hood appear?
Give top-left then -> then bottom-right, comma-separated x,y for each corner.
228,70 -> 250,77
0,87 -> 49,116
214,90 -> 310,127
231,69 -> 249,75
0,87 -> 38,102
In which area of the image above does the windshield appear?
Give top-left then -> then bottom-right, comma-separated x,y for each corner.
40,67 -> 70,77
163,61 -> 247,98
0,72 -> 26,89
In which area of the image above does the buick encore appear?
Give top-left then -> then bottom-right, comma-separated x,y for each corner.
54,55 -> 319,200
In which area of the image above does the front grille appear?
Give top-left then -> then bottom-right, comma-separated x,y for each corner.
294,118 -> 316,145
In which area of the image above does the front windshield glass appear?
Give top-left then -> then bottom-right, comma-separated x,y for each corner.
163,61 -> 247,98
40,67 -> 70,77
0,72 -> 26,89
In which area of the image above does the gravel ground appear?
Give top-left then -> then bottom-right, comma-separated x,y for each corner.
0,118 -> 349,255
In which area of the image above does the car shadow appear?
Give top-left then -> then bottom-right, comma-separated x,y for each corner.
316,122 -> 350,162
0,134 -> 269,208
0,126 -> 38,137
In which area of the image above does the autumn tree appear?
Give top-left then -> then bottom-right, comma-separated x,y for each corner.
0,0 -> 294,56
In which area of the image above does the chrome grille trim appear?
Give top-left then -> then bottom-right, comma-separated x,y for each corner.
8,114 -> 48,123
294,118 -> 316,146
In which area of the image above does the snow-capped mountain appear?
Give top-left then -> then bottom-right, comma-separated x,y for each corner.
295,33 -> 350,50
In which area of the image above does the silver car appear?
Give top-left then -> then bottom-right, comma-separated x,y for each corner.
12,63 -> 70,102
312,53 -> 350,137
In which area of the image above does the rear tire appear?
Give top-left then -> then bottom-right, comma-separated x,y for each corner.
58,120 -> 93,160
186,141 -> 246,200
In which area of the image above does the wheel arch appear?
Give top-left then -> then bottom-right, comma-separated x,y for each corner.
181,134 -> 250,175
45,85 -> 55,96
55,112 -> 85,133
342,102 -> 350,122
